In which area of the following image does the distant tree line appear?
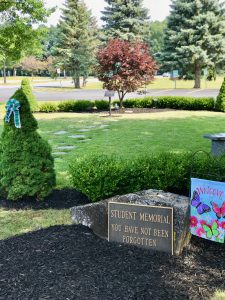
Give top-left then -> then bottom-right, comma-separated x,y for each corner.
0,0 -> 225,88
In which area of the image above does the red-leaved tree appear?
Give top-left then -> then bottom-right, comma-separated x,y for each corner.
96,39 -> 157,107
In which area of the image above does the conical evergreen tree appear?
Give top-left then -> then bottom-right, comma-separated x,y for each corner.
215,77 -> 225,111
161,0 -> 225,88
101,0 -> 149,41
21,78 -> 38,112
54,0 -> 98,88
0,84 -> 56,200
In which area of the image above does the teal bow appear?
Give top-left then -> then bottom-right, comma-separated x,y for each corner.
5,98 -> 21,128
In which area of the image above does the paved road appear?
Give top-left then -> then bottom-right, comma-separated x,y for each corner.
0,84 -> 219,102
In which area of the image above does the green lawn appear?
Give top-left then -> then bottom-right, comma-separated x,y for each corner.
0,208 -> 72,240
34,111 -> 225,187
1,75 -> 223,89
1,110 -> 225,240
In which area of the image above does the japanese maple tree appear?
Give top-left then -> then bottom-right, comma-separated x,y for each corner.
96,39 -> 157,107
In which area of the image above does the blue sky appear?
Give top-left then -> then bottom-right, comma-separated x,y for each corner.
45,0 -> 171,26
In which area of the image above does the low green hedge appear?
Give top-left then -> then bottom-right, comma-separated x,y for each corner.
154,96 -> 215,110
95,100 -> 109,110
69,152 -> 225,202
58,100 -> 95,112
38,96 -> 215,113
38,102 -> 58,112
114,96 -> 215,110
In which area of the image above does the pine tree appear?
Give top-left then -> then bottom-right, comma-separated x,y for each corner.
161,0 -> 225,88
54,0 -> 98,88
101,0 -> 149,41
0,83 -> 56,200
215,77 -> 225,111
21,78 -> 38,112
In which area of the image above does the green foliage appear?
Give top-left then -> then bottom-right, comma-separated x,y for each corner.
122,97 -> 153,108
144,20 -> 167,59
215,77 -> 225,111
58,100 -> 95,112
95,100 -> 109,110
114,96 -> 214,110
161,0 -> 225,88
21,79 -> 38,112
69,152 -> 225,202
54,0 -> 98,88
0,87 -> 56,200
207,68 -> 217,81
38,96 -> 214,113
101,0 -> 149,41
154,96 -> 215,110
0,1 -> 50,83
39,102 -> 58,113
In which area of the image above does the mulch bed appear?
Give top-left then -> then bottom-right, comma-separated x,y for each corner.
0,188 -> 90,210
0,223 -> 225,300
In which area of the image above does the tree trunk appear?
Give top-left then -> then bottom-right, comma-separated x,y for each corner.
118,91 -> 126,108
13,68 -> 17,77
82,76 -> 87,87
194,62 -> 201,89
3,61 -> 6,84
75,76 -> 80,89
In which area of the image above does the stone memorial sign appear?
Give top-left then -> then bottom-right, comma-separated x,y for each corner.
108,202 -> 173,254
71,189 -> 190,255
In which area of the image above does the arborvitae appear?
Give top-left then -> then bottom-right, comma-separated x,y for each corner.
215,78 -> 225,111
54,0 -> 97,88
0,84 -> 56,200
161,0 -> 225,88
101,0 -> 149,41
21,78 -> 38,112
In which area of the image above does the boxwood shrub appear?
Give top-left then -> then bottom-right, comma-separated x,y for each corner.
69,152 -> 225,202
39,102 -> 58,112
95,100 -> 109,110
154,96 -> 215,110
58,100 -> 95,112
38,96 -> 215,113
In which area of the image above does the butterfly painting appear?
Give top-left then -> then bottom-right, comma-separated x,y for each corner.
211,201 -> 225,219
202,221 -> 219,239
191,191 -> 211,215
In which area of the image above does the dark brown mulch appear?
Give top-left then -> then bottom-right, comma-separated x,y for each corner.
110,108 -> 174,114
0,189 -> 90,210
0,224 -> 224,300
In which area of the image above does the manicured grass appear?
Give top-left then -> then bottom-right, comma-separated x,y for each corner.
0,208 -> 72,240
211,290 -> 225,300
2,76 -> 222,89
147,76 -> 224,89
0,111 -> 224,187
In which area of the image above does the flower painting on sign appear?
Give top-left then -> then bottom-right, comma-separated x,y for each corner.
190,178 -> 225,243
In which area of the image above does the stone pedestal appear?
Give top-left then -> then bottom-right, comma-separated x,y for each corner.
71,189 -> 190,255
204,133 -> 225,156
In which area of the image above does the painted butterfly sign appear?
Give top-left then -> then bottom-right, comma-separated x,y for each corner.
190,178 -> 225,243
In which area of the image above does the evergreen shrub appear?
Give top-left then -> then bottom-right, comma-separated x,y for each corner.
39,102 -> 58,112
155,96 -> 215,110
215,77 -> 225,111
113,96 -> 214,110
95,100 -> 109,110
58,100 -> 95,112
69,152 -> 225,202
21,78 -> 38,112
37,96 -> 215,113
0,87 -> 56,200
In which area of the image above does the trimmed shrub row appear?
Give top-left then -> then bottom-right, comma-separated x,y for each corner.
38,96 -> 215,113
114,96 -> 215,110
69,152 -> 225,202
